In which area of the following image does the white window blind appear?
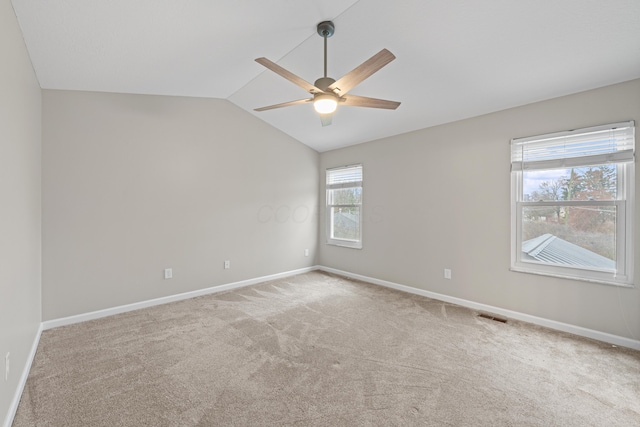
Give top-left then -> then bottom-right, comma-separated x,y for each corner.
327,165 -> 363,188
511,121 -> 635,171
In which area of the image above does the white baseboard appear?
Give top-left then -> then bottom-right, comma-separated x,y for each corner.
40,263 -> 640,349
3,323 -> 42,427
42,266 -> 319,331
318,266 -> 640,351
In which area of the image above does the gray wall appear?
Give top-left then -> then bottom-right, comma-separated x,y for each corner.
0,0 -> 42,424
42,90 -> 319,321
319,79 -> 640,341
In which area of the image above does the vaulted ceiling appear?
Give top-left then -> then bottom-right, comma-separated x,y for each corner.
11,0 -> 640,152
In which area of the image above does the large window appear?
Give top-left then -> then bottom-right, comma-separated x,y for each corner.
326,165 -> 363,249
511,121 -> 635,286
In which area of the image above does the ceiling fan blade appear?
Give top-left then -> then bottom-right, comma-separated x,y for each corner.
340,94 -> 401,110
254,98 -> 311,112
320,113 -> 333,127
328,49 -> 396,96
255,57 -> 324,94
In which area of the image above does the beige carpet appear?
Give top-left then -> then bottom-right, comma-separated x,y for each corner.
13,271 -> 640,426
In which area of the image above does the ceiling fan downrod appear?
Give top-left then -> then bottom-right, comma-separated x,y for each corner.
317,21 -> 334,80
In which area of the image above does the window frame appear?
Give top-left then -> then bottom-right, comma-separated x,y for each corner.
326,164 -> 363,249
510,122 -> 635,287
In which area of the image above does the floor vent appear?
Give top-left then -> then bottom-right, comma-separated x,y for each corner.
478,313 -> 507,323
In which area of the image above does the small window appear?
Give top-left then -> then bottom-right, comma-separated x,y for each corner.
511,121 -> 635,286
326,165 -> 363,249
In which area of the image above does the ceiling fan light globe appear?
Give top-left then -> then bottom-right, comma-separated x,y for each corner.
313,95 -> 338,114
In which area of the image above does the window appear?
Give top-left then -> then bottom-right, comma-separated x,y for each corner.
326,165 -> 363,248
511,121 -> 635,286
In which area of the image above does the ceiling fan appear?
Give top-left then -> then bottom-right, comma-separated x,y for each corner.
254,21 -> 401,126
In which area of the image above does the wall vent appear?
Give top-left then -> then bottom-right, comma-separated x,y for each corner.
478,313 -> 507,323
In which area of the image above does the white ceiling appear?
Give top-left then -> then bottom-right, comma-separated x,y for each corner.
11,0 -> 640,152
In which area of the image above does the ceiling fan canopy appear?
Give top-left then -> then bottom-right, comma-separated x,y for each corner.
254,21 -> 400,126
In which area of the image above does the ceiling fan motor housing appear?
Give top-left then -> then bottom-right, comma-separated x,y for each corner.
314,77 -> 336,92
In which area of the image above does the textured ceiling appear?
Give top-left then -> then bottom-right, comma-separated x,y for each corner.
11,0 -> 640,152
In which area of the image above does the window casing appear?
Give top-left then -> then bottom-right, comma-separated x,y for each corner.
326,165 -> 363,249
510,122 -> 635,286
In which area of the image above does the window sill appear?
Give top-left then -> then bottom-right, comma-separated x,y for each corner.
326,239 -> 362,249
510,266 -> 634,288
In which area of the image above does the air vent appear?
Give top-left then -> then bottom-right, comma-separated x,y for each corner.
478,313 -> 507,323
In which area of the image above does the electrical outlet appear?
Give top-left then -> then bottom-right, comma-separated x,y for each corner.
5,352 -> 9,381
304,249 -> 309,257
444,269 -> 452,280
164,268 -> 173,279
224,260 -> 230,269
